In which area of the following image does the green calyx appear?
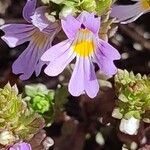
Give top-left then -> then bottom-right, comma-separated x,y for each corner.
112,70 -> 150,122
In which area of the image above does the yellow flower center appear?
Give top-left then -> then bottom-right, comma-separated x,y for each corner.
31,30 -> 48,49
72,29 -> 96,57
141,0 -> 150,10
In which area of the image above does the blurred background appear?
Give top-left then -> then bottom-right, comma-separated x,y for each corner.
0,0 -> 150,150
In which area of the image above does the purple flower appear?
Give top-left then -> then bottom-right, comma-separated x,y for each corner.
0,0 -> 60,80
111,0 -> 150,24
41,11 -> 121,98
9,142 -> 32,150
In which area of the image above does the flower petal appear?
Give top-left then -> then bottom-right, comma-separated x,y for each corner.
23,0 -> 37,22
31,6 -> 51,31
61,15 -> 81,39
69,57 -> 99,98
9,142 -> 32,150
94,39 -> 120,76
44,47 -> 75,76
84,58 -> 99,98
96,54 -> 118,76
12,35 -> 51,80
41,39 -> 73,61
35,40 -> 52,76
0,24 -> 34,48
42,21 -> 61,34
98,39 -> 121,60
77,11 -> 100,35
35,60 -> 47,76
12,43 -> 38,80
111,2 -> 144,24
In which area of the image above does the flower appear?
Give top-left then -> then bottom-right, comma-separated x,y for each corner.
9,142 -> 32,150
111,0 -> 150,24
0,0 -> 60,80
41,11 -> 121,98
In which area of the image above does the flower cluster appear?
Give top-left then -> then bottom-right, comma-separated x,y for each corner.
112,70 -> 150,135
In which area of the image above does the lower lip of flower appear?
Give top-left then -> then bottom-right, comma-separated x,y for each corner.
31,30 -> 48,49
72,29 -> 96,57
141,0 -> 150,10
